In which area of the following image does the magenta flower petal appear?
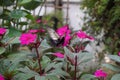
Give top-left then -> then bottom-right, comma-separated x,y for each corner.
118,52 -> 120,56
63,30 -> 71,46
19,33 -> 37,45
94,69 -> 107,78
56,25 -> 68,37
76,30 -> 87,39
53,52 -> 64,58
0,74 -> 4,80
63,35 -> 71,46
76,30 -> 94,40
0,28 -> 6,35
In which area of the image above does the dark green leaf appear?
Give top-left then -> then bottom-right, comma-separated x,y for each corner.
9,10 -> 27,19
25,14 -> 35,21
7,28 -> 21,37
0,47 -> 5,55
21,1 -> 41,10
0,0 -> 15,6
18,22 -> 28,25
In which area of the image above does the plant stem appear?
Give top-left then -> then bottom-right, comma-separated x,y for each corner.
74,55 -> 77,80
38,0 -> 46,15
35,45 -> 42,75
66,62 -> 69,72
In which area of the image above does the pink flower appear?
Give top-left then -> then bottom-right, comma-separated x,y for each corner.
76,30 -> 87,39
36,19 -> 41,23
63,30 -> 71,46
56,25 -> 72,46
19,33 -> 37,45
76,30 -> 94,41
0,28 -> 6,35
118,52 -> 120,56
53,52 -> 64,58
94,69 -> 107,78
28,29 -> 38,33
56,25 -> 68,37
0,74 -> 4,80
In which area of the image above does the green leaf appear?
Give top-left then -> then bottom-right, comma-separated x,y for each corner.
77,52 -> 94,65
9,9 -> 27,19
0,59 -> 18,77
8,37 -> 20,44
41,56 -> 51,69
108,55 -> 120,63
102,64 -> 120,72
49,69 -> 70,78
45,63 -> 55,72
0,47 -> 6,55
80,74 -> 97,80
21,1 -> 41,10
18,67 -> 39,76
18,22 -> 28,25
25,14 -> 35,21
0,0 -> 15,6
7,28 -> 21,37
46,75 -> 60,80
41,39 -> 51,48
35,75 -> 45,80
19,0 -> 32,4
14,73 -> 34,80
7,51 -> 31,63
64,47 -> 74,59
111,74 -> 120,80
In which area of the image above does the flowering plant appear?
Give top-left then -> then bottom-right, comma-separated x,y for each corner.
0,0 -> 120,80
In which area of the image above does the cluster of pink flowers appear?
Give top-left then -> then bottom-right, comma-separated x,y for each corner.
19,25 -> 94,47
53,52 -> 64,58
56,25 -> 71,46
0,28 -> 6,35
19,33 -> 37,45
76,30 -> 94,40
94,69 -> 107,78
56,25 -> 94,46
19,28 -> 45,45
0,74 -> 4,80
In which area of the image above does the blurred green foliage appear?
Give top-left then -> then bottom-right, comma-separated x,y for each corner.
81,0 -> 120,54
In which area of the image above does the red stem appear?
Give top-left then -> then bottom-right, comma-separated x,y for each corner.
35,45 -> 42,75
66,62 -> 69,72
